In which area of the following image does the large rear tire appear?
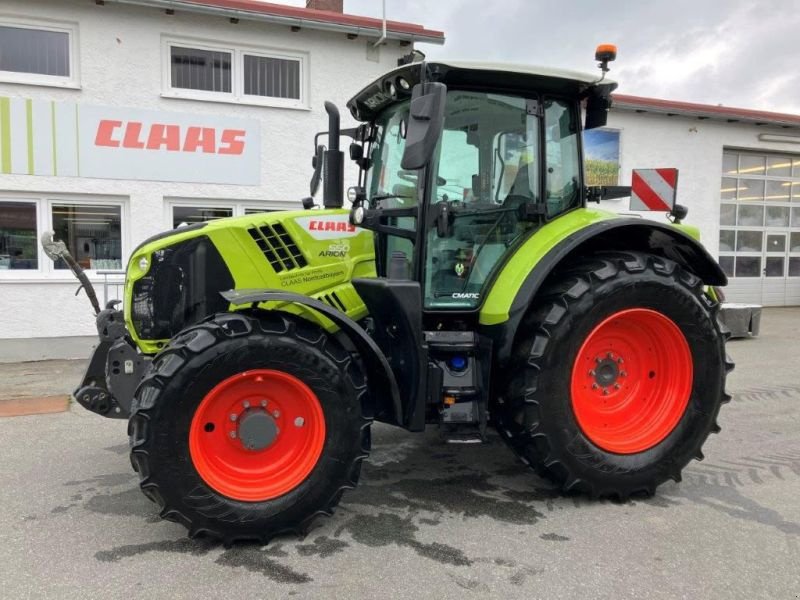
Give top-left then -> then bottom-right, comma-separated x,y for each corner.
495,251 -> 732,499
128,311 -> 370,544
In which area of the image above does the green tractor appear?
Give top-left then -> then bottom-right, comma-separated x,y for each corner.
44,48 -> 732,543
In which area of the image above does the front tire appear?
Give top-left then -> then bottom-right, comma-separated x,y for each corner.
128,311 -> 370,543
496,251 -> 732,499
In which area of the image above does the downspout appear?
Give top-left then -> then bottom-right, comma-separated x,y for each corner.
372,0 -> 387,47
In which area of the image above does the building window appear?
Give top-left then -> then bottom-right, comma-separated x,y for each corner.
0,20 -> 79,88
163,38 -> 307,108
0,196 -> 125,277
170,46 -> 232,93
168,201 -> 280,229
0,201 -> 38,271
51,204 -> 122,270
243,54 -> 300,100
719,150 -> 800,280
172,206 -> 233,228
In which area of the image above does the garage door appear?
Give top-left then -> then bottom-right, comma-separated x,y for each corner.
718,150 -> 800,306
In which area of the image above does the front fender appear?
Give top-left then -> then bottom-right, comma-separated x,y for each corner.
221,289 -> 403,426
480,211 -> 726,365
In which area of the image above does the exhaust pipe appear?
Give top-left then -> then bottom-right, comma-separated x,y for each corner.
323,101 -> 344,209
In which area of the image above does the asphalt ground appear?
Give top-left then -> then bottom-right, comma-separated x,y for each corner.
1,308 -> 799,599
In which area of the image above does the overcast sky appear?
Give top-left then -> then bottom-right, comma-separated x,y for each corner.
283,0 -> 800,114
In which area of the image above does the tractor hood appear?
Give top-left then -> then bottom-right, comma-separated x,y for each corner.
124,209 -> 376,353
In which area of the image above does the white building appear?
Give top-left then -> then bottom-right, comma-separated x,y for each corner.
604,96 -> 800,307
0,0 -> 443,360
1,0 -> 798,362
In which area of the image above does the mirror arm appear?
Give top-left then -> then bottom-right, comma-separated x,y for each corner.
586,185 -> 631,203
339,126 -> 360,140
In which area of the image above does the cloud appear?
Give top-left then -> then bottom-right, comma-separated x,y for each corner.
305,0 -> 800,114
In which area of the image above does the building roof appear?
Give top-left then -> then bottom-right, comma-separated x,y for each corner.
613,94 -> 800,130
106,0 -> 445,44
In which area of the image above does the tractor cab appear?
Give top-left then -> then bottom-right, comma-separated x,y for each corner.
344,61 -> 617,315
297,60 -> 620,437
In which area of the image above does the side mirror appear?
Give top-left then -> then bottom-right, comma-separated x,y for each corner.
585,89 -> 611,130
349,143 -> 363,161
670,203 -> 688,224
401,81 -> 447,170
309,144 -> 325,196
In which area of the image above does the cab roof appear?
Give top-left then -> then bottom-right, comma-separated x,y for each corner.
435,60 -> 615,85
347,60 -> 617,121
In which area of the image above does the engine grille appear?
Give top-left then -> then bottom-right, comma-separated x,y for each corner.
131,236 -> 234,341
248,223 -> 307,272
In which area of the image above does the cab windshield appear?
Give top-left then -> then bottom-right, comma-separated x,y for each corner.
367,100 -> 415,206
366,93 -> 542,208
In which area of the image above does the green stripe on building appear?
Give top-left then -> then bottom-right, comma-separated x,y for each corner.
26,99 -> 34,175
0,97 -> 10,174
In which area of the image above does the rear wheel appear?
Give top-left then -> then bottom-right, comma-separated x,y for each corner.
496,251 -> 732,499
129,311 -> 370,543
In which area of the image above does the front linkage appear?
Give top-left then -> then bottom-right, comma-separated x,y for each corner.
41,232 -> 146,419
73,304 -> 146,418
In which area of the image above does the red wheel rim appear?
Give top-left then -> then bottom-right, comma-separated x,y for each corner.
189,369 -> 326,502
570,308 -> 693,454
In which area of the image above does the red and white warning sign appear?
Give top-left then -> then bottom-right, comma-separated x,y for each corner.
630,168 -> 678,211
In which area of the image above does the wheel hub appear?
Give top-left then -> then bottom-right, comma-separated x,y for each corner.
594,356 -> 621,387
238,409 -> 279,451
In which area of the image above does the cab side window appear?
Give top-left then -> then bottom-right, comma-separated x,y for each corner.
432,129 -> 479,203
544,98 -> 581,217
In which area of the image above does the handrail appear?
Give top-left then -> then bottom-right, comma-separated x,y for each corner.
96,270 -> 126,307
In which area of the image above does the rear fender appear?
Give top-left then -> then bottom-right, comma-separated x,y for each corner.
221,289 -> 403,427
482,217 -> 727,366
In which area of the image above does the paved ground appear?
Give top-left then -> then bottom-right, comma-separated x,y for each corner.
1,309 -> 799,599
0,359 -> 87,401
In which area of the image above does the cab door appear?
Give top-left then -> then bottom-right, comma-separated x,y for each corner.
365,99 -> 420,279
421,93 -> 583,312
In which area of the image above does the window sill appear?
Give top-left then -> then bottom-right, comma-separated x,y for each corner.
0,73 -> 81,90
160,91 -> 310,111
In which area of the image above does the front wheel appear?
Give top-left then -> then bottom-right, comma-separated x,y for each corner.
496,251 -> 732,499
128,311 -> 370,543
